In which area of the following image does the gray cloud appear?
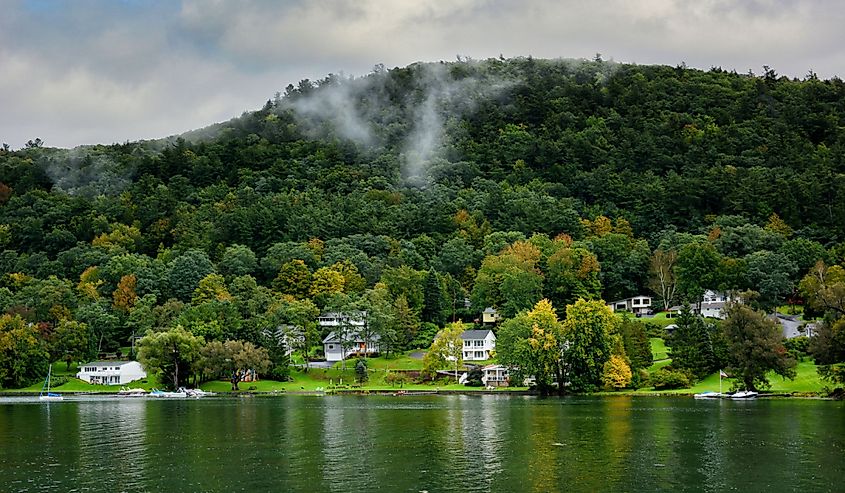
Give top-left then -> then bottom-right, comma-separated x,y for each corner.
1,0 -> 843,149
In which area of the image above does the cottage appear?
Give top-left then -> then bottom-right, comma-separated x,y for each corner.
76,361 -> 146,385
481,307 -> 501,324
461,329 -> 496,361
607,295 -> 652,315
482,364 -> 509,387
322,330 -> 380,362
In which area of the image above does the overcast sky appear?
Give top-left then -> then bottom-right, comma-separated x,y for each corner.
2,0 -> 843,149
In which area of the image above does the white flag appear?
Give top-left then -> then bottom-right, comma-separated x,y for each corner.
719,370 -> 728,378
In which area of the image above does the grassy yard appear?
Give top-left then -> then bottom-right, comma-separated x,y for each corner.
331,352 -> 426,371
638,360 -> 825,394
650,338 -> 668,361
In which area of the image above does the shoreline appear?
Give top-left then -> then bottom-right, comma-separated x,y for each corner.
1,389 -> 835,399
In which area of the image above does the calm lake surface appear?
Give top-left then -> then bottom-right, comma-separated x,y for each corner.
1,395 -> 843,492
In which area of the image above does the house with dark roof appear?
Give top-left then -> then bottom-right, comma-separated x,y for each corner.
322,330 -> 380,362
461,329 -> 496,361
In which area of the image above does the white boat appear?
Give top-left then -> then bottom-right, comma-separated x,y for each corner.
728,390 -> 758,399
39,364 -> 63,402
179,387 -> 215,398
148,388 -> 187,398
117,387 -> 147,396
693,391 -> 722,399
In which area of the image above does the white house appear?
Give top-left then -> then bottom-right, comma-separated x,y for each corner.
322,330 -> 380,362
461,329 -> 496,361
607,295 -> 652,315
669,290 -> 733,319
482,364 -> 509,387
77,361 -> 146,385
318,312 -> 367,330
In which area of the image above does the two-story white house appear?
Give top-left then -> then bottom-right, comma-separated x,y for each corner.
669,290 -> 733,319
319,311 -> 378,362
482,364 -> 509,387
461,329 -> 496,361
76,361 -> 146,385
607,295 -> 652,315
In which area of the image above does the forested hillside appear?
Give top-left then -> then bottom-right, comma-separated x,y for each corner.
2,57 -> 845,389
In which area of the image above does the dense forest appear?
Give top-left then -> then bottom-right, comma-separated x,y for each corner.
2,57 -> 845,390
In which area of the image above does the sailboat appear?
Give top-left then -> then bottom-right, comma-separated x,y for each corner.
39,364 -> 64,401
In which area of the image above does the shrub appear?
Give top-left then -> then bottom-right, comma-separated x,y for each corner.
384,371 -> 408,387
650,368 -> 691,390
464,366 -> 483,387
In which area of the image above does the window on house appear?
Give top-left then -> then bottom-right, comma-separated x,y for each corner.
329,345 -> 334,350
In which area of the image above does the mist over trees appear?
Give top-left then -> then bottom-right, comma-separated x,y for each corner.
2,57 -> 845,389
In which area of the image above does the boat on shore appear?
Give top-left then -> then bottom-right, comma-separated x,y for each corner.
693,391 -> 723,399
179,388 -> 215,398
148,388 -> 187,398
39,364 -> 63,402
728,390 -> 758,399
117,387 -> 147,396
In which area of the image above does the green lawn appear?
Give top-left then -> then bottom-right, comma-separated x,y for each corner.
650,338 -> 668,361
639,360 -> 825,394
331,352 -> 426,371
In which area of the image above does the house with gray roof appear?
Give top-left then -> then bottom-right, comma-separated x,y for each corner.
461,329 -> 496,361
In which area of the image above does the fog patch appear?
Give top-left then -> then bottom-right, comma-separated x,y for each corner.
39,148 -> 134,196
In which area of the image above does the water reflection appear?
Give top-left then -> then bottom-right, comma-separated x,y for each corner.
0,396 -> 843,492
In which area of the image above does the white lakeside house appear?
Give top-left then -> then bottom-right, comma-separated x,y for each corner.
76,361 -> 146,385
319,311 -> 377,362
461,329 -> 496,361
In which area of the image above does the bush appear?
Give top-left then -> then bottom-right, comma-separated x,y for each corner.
784,336 -> 810,359
409,322 -> 440,349
464,366 -> 483,387
384,371 -> 408,387
650,368 -> 691,390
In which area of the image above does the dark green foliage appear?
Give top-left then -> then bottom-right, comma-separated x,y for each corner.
355,358 -> 368,384
619,317 -> 653,371
722,304 -> 797,391
0,58 -> 842,387
464,365 -> 484,387
650,368 -> 692,390
668,308 -> 717,379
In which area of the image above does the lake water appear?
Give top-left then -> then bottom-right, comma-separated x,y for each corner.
1,395 -> 843,492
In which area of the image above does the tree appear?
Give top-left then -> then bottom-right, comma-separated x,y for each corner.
192,273 -> 233,304
561,299 -> 618,392
619,317 -> 652,372
602,354 -> 632,390
422,321 -> 465,381
218,244 -> 257,279
0,314 -> 49,389
167,249 -> 215,302
721,304 -> 796,391
355,357 -> 369,384
51,319 -> 91,369
472,240 -> 544,318
496,299 -> 566,395
137,326 -> 204,390
273,259 -> 312,298
544,245 -> 601,310
668,308 -> 716,379
744,250 -> 796,313
675,242 -> 721,306
199,339 -> 271,390
421,269 -> 447,326
648,249 -> 677,310
112,274 -> 138,313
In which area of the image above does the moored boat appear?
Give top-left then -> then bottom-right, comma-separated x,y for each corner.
148,388 -> 187,398
39,364 -> 63,402
117,387 -> 147,396
693,391 -> 722,399
728,390 -> 758,399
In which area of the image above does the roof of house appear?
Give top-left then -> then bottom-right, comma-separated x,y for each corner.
322,331 -> 381,344
483,307 -> 497,314
80,361 -> 136,367
460,329 -> 494,340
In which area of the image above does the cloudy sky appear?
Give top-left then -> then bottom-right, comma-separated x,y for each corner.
2,0 -> 843,149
